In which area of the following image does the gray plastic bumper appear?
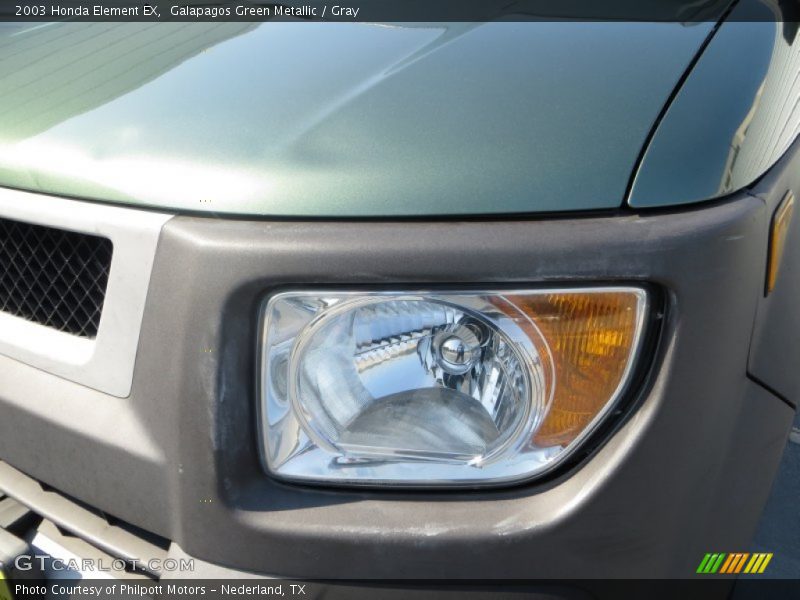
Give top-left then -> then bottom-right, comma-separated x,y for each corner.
1,142 -> 799,578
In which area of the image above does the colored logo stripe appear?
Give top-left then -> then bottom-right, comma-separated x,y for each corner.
720,553 -> 749,574
744,553 -> 773,574
697,553 -> 726,573
697,553 -> 773,574
0,571 -> 13,600
719,554 -> 737,574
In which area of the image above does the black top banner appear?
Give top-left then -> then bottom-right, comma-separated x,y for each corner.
2,0 -> 798,22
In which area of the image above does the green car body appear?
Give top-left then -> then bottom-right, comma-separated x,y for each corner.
0,0 -> 795,216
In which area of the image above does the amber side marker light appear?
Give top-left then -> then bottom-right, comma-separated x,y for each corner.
767,192 -> 795,295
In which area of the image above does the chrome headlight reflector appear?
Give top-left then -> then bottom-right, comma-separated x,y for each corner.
259,288 -> 647,487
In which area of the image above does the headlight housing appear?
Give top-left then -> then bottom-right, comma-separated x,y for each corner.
259,288 -> 647,487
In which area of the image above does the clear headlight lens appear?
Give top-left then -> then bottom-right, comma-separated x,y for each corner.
260,288 -> 647,486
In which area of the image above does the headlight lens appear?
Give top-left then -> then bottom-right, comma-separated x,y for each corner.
260,288 -> 647,486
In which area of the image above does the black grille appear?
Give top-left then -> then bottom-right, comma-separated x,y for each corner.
0,217 -> 113,338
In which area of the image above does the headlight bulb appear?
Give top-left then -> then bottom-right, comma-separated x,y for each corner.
434,324 -> 482,375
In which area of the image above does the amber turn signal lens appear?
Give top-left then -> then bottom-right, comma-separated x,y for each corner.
767,192 -> 795,295
505,291 -> 645,447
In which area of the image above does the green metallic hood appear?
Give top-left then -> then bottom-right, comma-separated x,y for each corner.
0,21 -> 713,217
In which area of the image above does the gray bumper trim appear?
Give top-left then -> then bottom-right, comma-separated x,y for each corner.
0,182 -> 796,578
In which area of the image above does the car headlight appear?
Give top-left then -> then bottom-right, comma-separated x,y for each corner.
259,288 -> 648,487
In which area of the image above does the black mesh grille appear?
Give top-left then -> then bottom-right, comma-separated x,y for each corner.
0,217 -> 113,338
